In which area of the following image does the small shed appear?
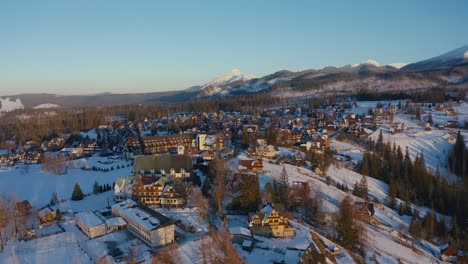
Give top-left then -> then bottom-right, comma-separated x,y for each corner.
38,206 -> 58,223
242,240 -> 253,252
229,226 -> 253,245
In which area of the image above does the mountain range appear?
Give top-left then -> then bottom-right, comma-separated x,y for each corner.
1,45 -> 467,110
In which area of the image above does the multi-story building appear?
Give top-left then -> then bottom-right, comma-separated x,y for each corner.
133,155 -> 192,178
249,204 -> 295,238
111,199 -> 175,248
124,134 -> 193,158
132,176 -> 185,207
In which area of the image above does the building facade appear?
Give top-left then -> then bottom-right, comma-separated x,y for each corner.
132,176 -> 185,207
112,200 -> 175,248
249,204 -> 295,238
75,211 -> 107,239
125,134 -> 193,158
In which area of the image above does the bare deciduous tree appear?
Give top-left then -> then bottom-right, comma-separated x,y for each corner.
188,187 -> 208,224
42,153 -> 67,175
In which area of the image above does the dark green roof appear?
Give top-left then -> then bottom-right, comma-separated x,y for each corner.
134,155 -> 192,173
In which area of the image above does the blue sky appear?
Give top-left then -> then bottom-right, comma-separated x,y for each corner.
1,0 -> 467,95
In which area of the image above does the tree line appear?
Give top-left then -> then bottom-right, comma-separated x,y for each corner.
358,130 -> 468,248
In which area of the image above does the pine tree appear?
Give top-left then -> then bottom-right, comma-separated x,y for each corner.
422,211 -> 435,239
359,152 -> 370,176
93,180 -> 100,194
448,131 -> 468,178
276,167 -> 290,210
359,176 -> 369,201
398,202 -> 404,216
352,176 -> 369,200
376,130 -> 384,153
71,183 -> 84,201
352,181 -> 360,197
427,112 -> 433,125
388,181 -> 397,209
336,196 -> 363,249
437,218 -> 447,238
241,130 -> 249,148
231,175 -> 260,212
409,213 -> 422,239
201,178 -> 211,197
50,192 -> 58,206
415,108 -> 422,120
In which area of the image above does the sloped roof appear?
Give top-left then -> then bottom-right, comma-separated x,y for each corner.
38,207 -> 53,218
229,226 -> 252,237
250,203 -> 277,226
238,159 -> 263,171
134,154 -> 192,173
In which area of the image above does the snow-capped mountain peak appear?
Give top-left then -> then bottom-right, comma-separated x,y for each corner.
352,59 -> 380,67
205,68 -> 256,87
388,62 -> 407,69
402,45 -> 468,71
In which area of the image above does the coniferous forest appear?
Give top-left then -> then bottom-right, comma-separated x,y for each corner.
358,130 -> 468,244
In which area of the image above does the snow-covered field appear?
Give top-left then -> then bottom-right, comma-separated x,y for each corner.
327,166 -> 389,202
331,140 -> 365,162
0,155 -> 132,207
0,231 -> 91,264
365,226 -> 438,264
369,127 -> 457,181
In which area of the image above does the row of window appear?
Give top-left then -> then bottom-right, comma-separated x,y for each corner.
161,199 -> 182,204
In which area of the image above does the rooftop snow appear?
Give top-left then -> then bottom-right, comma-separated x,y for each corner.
112,200 -> 170,231
75,210 -> 105,228
229,226 -> 252,237
105,217 -> 126,227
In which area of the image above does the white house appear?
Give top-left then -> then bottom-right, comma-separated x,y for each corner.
75,211 -> 107,239
196,134 -> 208,150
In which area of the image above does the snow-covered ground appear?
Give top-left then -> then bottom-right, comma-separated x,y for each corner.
259,159 -> 442,264
80,129 -> 99,140
32,103 -> 61,109
0,155 -> 132,207
157,207 -> 208,232
344,100 -> 405,115
0,231 -> 91,264
327,165 -> 389,202
233,220 -> 315,264
331,140 -> 365,163
368,127 -> 457,181
0,97 -> 24,113
365,225 -> 438,264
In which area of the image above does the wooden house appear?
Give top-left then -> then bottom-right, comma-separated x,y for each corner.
38,206 -> 58,223
248,204 -> 295,238
132,176 -> 185,207
238,159 -> 264,173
